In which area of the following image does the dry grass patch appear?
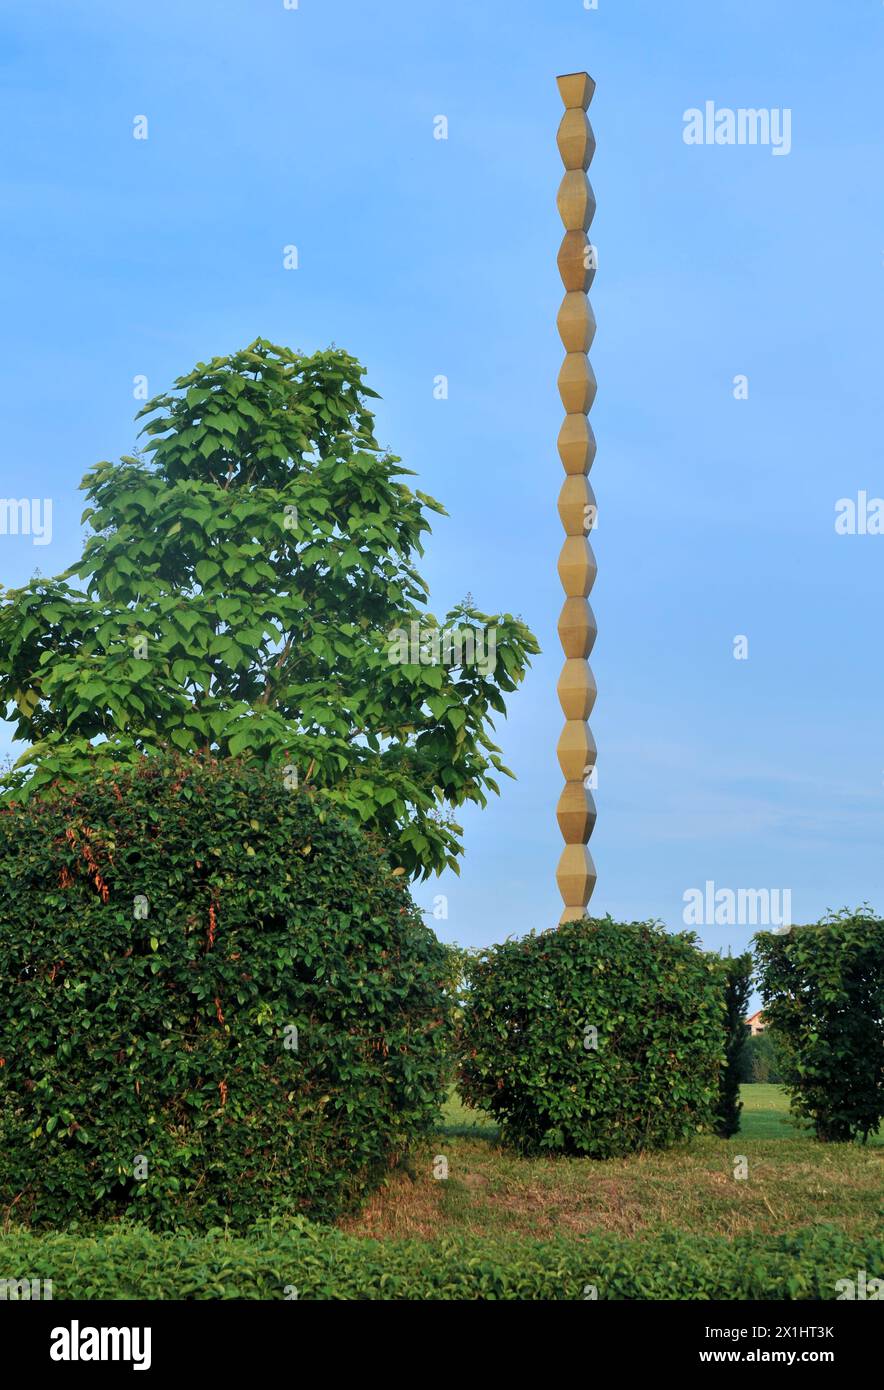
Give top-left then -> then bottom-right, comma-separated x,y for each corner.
340,1088 -> 883,1243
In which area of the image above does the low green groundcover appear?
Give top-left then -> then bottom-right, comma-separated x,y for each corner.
0,1222 -> 878,1300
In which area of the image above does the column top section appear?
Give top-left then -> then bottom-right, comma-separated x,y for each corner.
556,72 -> 596,110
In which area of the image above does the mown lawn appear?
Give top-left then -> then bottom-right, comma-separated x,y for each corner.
340,1085 -> 883,1242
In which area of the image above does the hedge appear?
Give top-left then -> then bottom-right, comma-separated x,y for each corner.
456,917 -> 724,1156
755,911 -> 884,1142
0,1221 -> 878,1300
0,755 -> 452,1230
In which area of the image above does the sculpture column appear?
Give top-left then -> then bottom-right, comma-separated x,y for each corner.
554,71 -> 597,924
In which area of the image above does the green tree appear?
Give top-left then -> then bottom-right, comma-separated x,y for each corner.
0,340 -> 538,876
743,1032 -> 783,1085
709,952 -> 753,1137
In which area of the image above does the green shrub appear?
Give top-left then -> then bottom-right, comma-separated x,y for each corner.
0,755 -> 452,1230
455,917 -> 724,1156
755,910 -> 884,1142
710,953 -> 753,1136
0,1220 -> 877,1300
743,1032 -> 783,1084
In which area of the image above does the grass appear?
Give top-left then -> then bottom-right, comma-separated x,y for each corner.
740,1082 -> 811,1139
339,1085 -> 883,1243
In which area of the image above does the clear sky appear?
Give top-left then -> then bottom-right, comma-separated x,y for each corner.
1,0 -> 882,963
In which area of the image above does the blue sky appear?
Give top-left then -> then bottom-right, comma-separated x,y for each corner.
1,0 -> 882,961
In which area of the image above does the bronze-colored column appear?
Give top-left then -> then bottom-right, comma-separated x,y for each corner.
554,71 -> 597,923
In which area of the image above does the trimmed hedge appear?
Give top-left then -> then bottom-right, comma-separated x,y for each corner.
0,755 -> 452,1230
0,1221 -> 878,1300
755,911 -> 884,1142
455,917 -> 724,1156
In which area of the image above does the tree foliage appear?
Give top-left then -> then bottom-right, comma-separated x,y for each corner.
0,340 -> 538,876
742,1032 -> 784,1085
